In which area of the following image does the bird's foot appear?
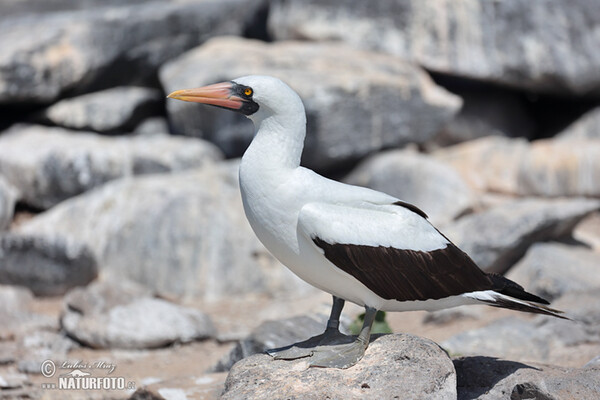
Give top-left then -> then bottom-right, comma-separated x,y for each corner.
308,339 -> 368,369
266,328 -> 353,360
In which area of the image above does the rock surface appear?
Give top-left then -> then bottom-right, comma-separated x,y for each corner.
442,289 -> 600,366
435,136 -> 600,198
269,0 -> 600,95
0,285 -> 57,340
507,242 -> 600,301
0,176 -> 16,230
41,86 -> 162,133
344,149 -> 473,224
443,197 -> 600,273
130,373 -> 227,400
0,124 -> 222,208
160,36 -> 461,170
61,280 -> 215,349
557,107 -> 600,140
455,356 -> 600,400
0,233 -> 97,296
222,334 -> 457,400
18,162 -> 311,300
0,0 -> 261,104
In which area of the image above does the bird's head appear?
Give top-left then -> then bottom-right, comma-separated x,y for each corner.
167,75 -> 304,124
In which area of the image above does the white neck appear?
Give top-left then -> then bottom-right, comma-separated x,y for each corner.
241,103 -> 306,172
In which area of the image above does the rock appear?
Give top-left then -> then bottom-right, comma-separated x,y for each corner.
442,289 -> 600,366
222,334 -> 457,400
0,233 -> 97,297
17,331 -> 78,374
434,136 -> 600,198
134,117 -> 170,136
160,36 -> 461,170
433,136 -> 530,195
18,161 -> 312,300
442,197 -> 600,273
0,371 -> 29,389
0,176 -> 16,230
61,280 -> 216,349
130,373 -> 227,400
41,86 -> 162,133
344,149 -> 473,224
0,0 -> 263,104
574,212 -> 600,251
0,124 -> 222,209
0,285 -> 57,340
269,0 -> 600,95
431,89 -> 535,148
212,315 -> 331,373
507,242 -> 600,302
557,107 -> 600,140
455,356 -> 600,400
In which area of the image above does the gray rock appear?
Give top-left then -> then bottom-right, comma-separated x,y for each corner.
0,124 -> 222,209
18,162 -> 312,300
269,0 -> 600,95
222,334 -> 456,400
507,242 -> 600,302
61,280 -> 215,349
557,107 -> 600,140
130,373 -> 227,400
0,176 -> 16,230
0,233 -> 97,297
442,289 -> 600,366
0,372 -> 29,389
344,149 -> 473,224
41,86 -> 161,133
160,37 -> 461,170
133,117 -> 170,136
17,331 -> 78,374
434,136 -> 600,198
211,315 -> 331,373
442,197 -> 600,273
0,285 -> 57,340
0,0 -> 262,104
455,356 -> 600,400
431,89 -> 535,148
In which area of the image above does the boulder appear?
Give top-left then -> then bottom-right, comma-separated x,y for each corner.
344,149 -> 473,224
160,36 -> 461,170
222,334 -> 457,400
557,107 -> 600,140
0,0 -> 263,104
130,373 -> 227,400
507,242 -> 600,301
0,124 -> 222,209
18,161 -> 312,300
442,289 -> 600,367
40,86 -> 162,133
434,136 -> 600,198
0,285 -> 57,340
0,233 -> 97,297
61,280 -> 215,349
442,197 -> 600,273
17,331 -> 78,374
0,176 -> 16,230
269,0 -> 600,95
212,315 -> 336,372
455,356 -> 600,400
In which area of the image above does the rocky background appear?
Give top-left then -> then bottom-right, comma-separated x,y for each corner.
1,0 -> 600,399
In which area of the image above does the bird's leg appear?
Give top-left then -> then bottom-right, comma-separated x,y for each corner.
267,296 -> 352,360
309,306 -> 377,369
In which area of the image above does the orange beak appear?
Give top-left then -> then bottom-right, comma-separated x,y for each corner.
167,81 -> 245,111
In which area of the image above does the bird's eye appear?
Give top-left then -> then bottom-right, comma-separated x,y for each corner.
244,88 -> 253,96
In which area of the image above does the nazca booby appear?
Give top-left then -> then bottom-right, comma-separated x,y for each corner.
168,76 -> 566,369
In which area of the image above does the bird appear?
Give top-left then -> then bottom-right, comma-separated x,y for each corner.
167,75 -> 566,369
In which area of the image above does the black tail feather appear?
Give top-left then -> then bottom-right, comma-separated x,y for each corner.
487,273 -> 550,305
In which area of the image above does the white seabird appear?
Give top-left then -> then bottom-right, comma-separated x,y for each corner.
168,75 -> 566,369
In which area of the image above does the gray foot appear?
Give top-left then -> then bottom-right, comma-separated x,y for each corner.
309,339 -> 368,369
266,328 -> 353,360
